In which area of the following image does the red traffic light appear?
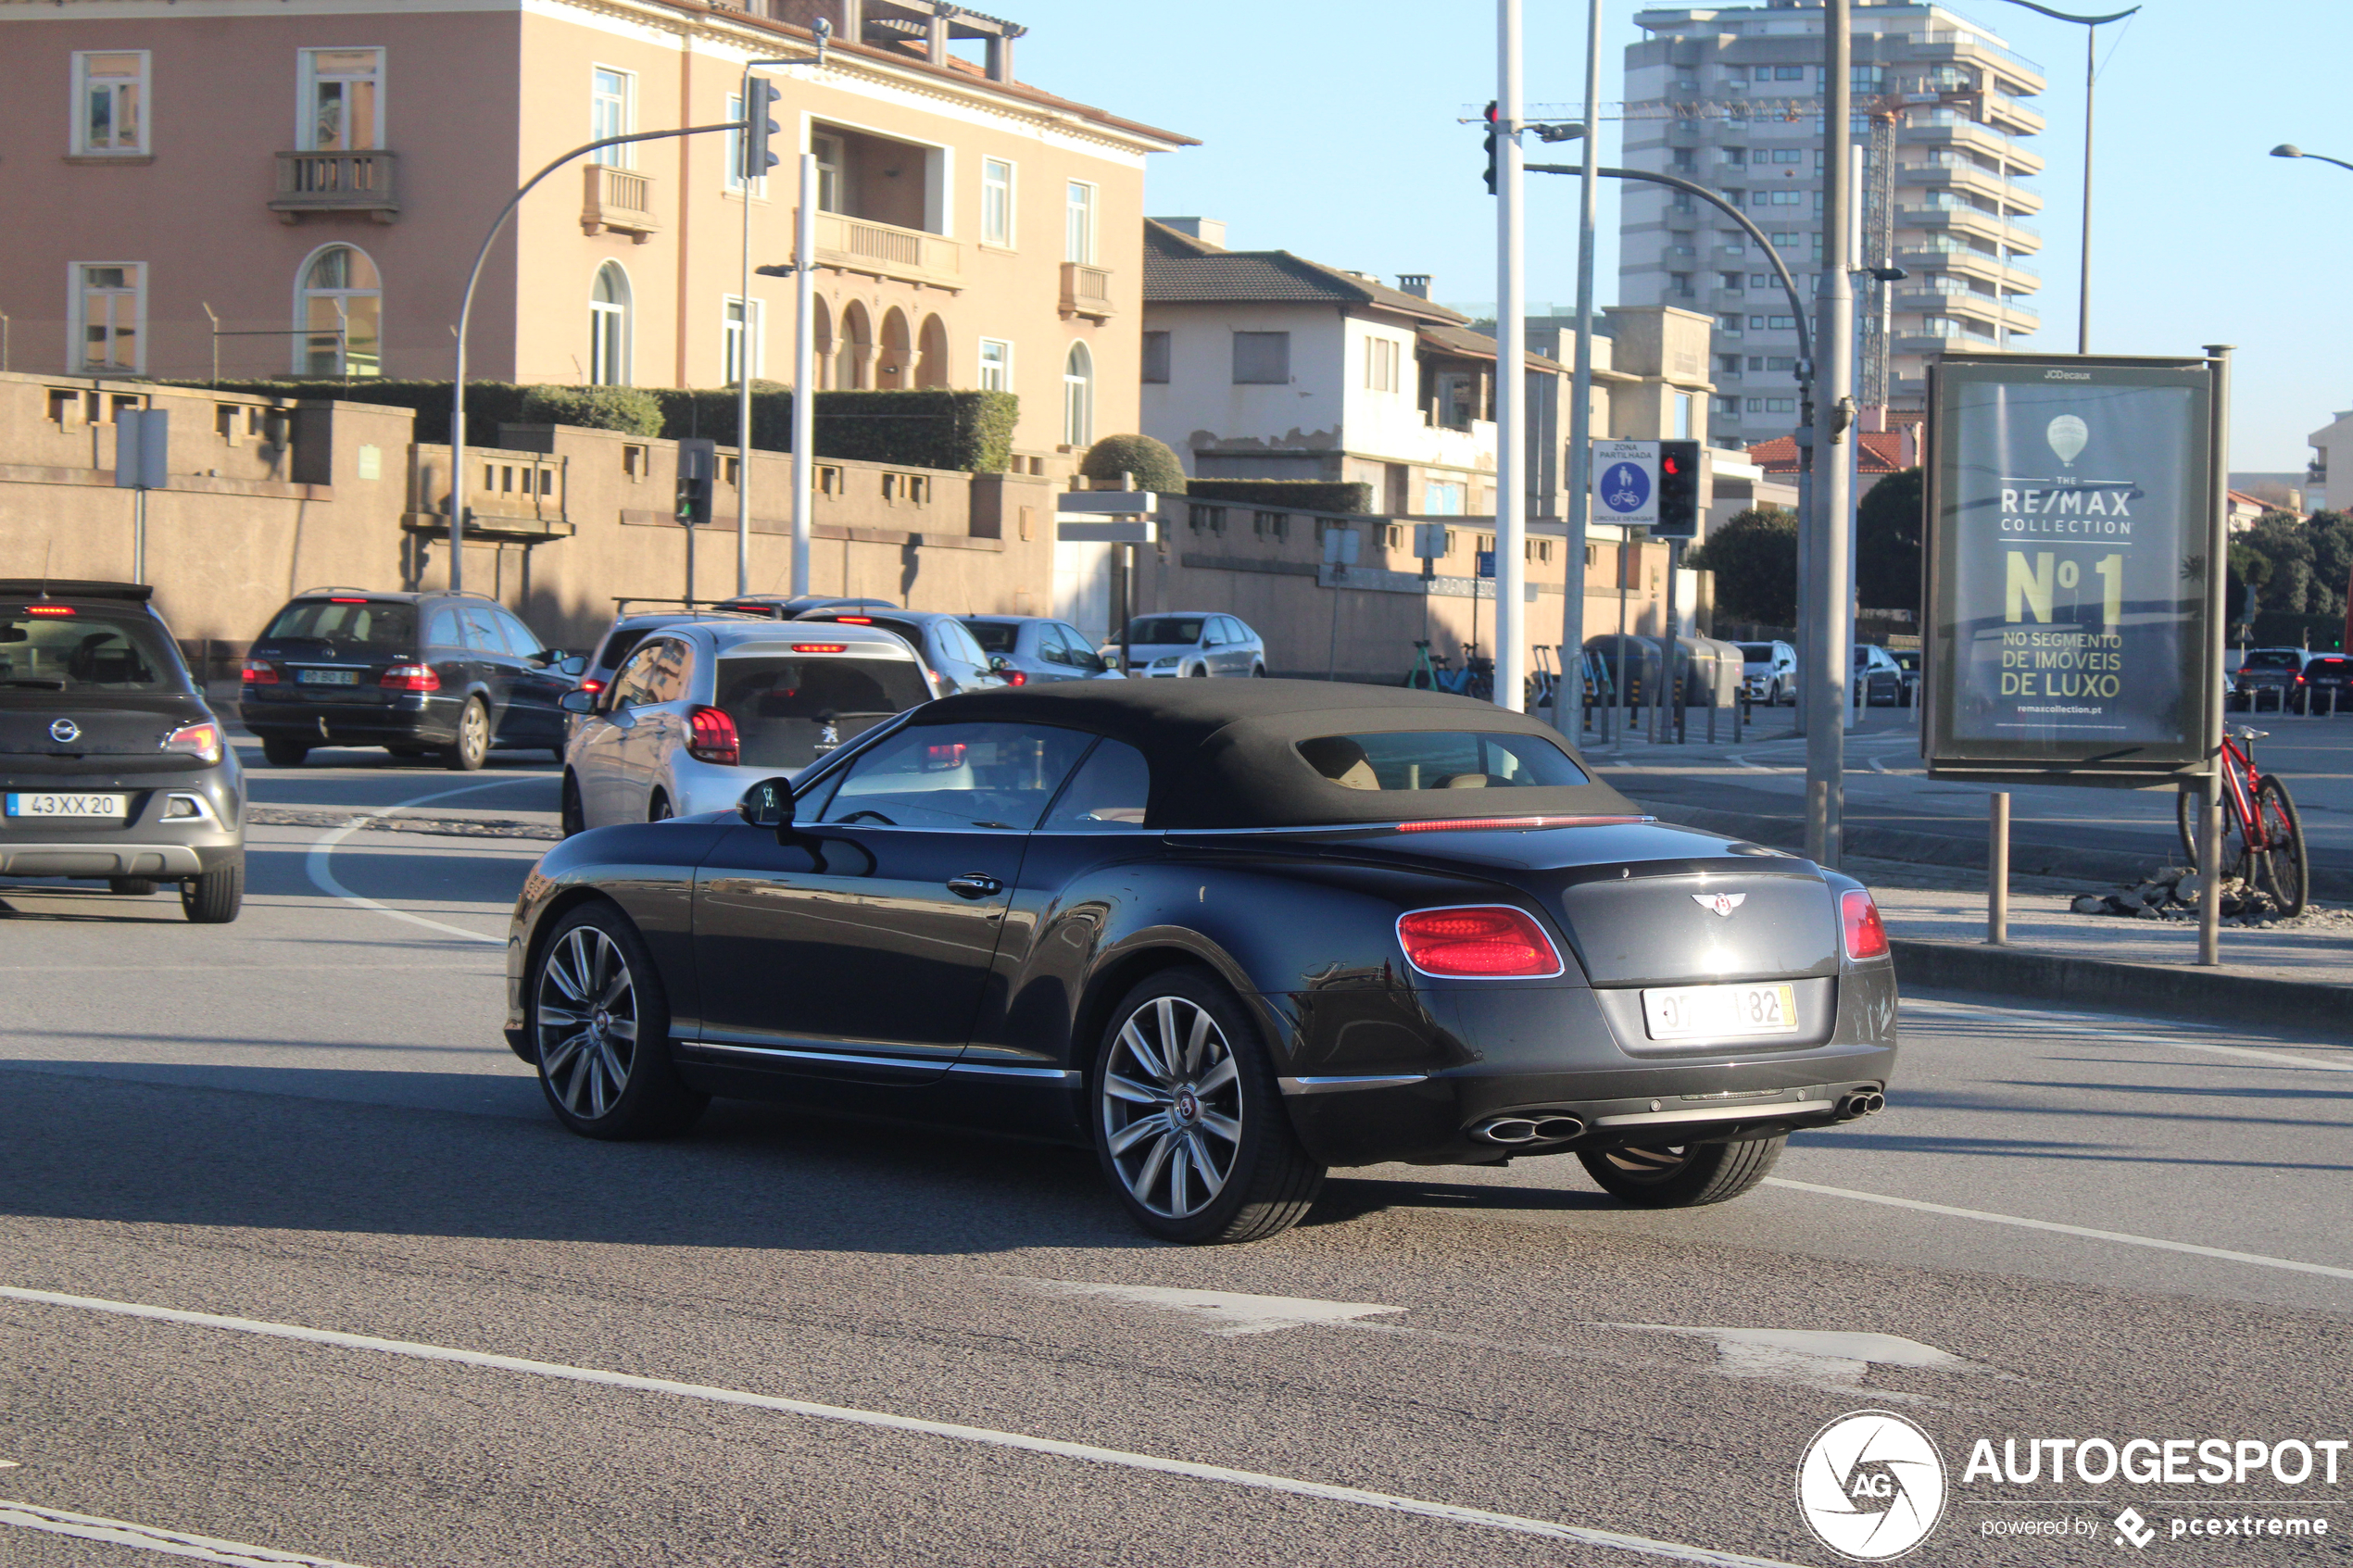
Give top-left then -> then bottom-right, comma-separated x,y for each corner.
1662,455 -> 1683,475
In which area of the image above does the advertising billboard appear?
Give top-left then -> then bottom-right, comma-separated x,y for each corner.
1923,354 -> 2221,784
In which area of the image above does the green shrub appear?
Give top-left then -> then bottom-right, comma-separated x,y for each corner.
1183,479 -> 1371,514
1685,506 -> 1797,626
1078,433 -> 1186,492
2249,610 -> 2347,652
519,384 -> 663,436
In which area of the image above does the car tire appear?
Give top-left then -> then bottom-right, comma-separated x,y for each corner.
560,772 -> 586,837
1579,1135 -> 1784,1207
528,903 -> 708,1141
648,791 -> 674,822
443,697 -> 490,771
1090,967 -> 1325,1245
261,736 -> 309,768
180,858 -> 245,924
1251,663 -> 1267,678
1187,664 -> 1207,680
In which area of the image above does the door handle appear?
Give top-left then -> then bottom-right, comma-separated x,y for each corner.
946,873 -> 1002,899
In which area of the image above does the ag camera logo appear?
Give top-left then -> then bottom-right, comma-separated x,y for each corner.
1796,1411 -> 1948,1561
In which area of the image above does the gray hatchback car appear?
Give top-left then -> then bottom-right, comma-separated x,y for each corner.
960,615 -> 1123,684
0,580 -> 244,921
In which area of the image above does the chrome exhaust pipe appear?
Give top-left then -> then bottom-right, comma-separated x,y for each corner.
1529,1115 -> 1586,1142
1836,1091 -> 1887,1120
1473,1114 -> 1586,1146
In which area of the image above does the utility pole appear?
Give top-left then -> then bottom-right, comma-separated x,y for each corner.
1561,0 -> 1604,728
1806,0 -> 1856,865
1492,0 -> 1528,712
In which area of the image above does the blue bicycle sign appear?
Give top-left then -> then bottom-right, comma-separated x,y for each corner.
1600,461 -> 1652,515
1590,441 -> 1660,526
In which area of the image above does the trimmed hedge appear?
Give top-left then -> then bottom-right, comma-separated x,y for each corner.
2249,610 -> 2347,651
1184,479 -> 1371,514
170,379 -> 1020,472
1079,433 -> 1187,493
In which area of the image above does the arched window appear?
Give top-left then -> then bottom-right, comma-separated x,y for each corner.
916,314 -> 950,390
588,262 -> 632,385
296,245 -> 381,377
812,297 -> 835,391
1062,341 -> 1093,447
837,300 -> 872,390
877,307 -> 912,386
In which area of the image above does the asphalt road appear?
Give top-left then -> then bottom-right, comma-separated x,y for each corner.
1600,706 -> 2353,890
0,737 -> 2347,1567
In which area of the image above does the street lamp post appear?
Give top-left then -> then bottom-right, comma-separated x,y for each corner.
1994,1 -> 2139,355
2271,144 -> 2353,176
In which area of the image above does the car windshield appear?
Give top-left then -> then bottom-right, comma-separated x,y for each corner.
2246,649 -> 2302,670
1,609 -> 184,692
595,626 -> 655,673
1294,731 -> 1590,792
1893,650 -> 1920,670
263,598 -> 416,649
1736,644 -> 1776,661
1130,617 -> 1205,645
963,621 -> 1019,655
714,655 -> 932,769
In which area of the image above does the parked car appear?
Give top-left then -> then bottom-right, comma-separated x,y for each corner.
2296,654 -> 2353,713
573,610 -> 759,701
709,596 -> 900,621
504,680 -> 1898,1244
2233,646 -> 2309,710
241,589 -> 570,769
0,579 -> 244,921
1112,613 -> 1268,678
961,616 -> 1123,685
558,620 -> 933,833
1736,640 -> 1798,706
1890,647 -> 1922,707
1853,644 -> 1906,707
792,608 -> 1008,695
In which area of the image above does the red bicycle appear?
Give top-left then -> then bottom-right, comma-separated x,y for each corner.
2174,724 -> 2309,916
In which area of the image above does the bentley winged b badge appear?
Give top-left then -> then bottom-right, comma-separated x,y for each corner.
1692,892 -> 1747,918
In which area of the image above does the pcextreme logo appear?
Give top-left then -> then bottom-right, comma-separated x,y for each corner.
1796,1411 -> 1948,1561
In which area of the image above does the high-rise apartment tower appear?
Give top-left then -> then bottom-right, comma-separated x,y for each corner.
1623,0 -> 2045,450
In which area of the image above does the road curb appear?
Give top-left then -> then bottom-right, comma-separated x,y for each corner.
1645,802 -> 2353,899
1890,936 -> 2353,1038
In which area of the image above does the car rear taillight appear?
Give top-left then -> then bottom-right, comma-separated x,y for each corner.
381,664 -> 441,693
25,604 -> 75,616
925,743 -> 967,769
791,644 -> 848,654
835,616 -> 875,624
1001,669 -> 1027,686
688,705 -> 739,766
241,659 -> 278,685
330,596 -> 370,604
1396,906 -> 1563,979
163,721 -> 223,764
1842,890 -> 1890,960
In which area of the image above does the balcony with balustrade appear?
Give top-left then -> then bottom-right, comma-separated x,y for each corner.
808,210 -> 963,292
1060,262 -> 1114,320
581,164 -> 658,242
271,151 -> 399,223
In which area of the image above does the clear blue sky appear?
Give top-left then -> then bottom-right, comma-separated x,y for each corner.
1015,0 -> 2346,473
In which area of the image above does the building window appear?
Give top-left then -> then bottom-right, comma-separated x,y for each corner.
1232,331 -> 1289,384
1668,272 -> 1693,298
1425,480 -> 1466,515
589,262 -> 631,385
299,48 -> 383,152
1064,180 -> 1096,265
981,157 -> 1013,245
70,262 -> 144,375
72,52 -> 148,156
723,296 -> 763,386
1718,314 -> 1743,335
1140,331 -> 1170,384
590,68 -> 633,168
978,337 -> 1011,392
1189,504 -> 1227,534
1253,510 -> 1288,540
1062,341 -> 1093,446
1744,397 -> 1797,414
1718,146 -> 1745,166
1674,392 -> 1693,439
1774,64 -> 1806,81
1365,335 -> 1400,392
724,94 -> 767,194
296,245 -> 380,376
813,134 -> 845,212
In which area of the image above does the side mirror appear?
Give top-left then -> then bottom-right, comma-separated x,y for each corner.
988,653 -> 1013,672
1099,651 -> 1120,671
559,689 -> 598,715
738,776 -> 795,833
555,653 -> 585,677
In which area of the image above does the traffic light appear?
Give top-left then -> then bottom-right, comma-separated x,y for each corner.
1482,101 -> 1500,194
743,78 -> 782,182
676,438 -> 715,527
1655,439 -> 1701,539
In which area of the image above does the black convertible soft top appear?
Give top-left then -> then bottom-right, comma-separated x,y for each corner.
905,679 -> 1640,830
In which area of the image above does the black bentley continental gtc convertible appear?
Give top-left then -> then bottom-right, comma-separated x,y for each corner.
505,681 -> 1897,1243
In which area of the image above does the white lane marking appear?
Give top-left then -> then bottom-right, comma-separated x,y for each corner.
302,777 -> 546,947
0,1285 -> 1801,1568
1762,1178 -> 2353,1284
1020,1280 -> 1403,1336
0,1499 -> 374,1567
1902,999 -> 2352,1073
1610,1325 -> 1969,1378
1723,752 -> 1779,773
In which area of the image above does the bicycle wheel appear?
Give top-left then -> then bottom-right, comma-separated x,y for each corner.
2254,775 -> 2309,917
2176,785 -> 2247,878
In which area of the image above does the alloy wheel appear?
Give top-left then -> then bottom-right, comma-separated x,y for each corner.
459,702 -> 489,765
1100,996 -> 1243,1220
535,924 -> 639,1119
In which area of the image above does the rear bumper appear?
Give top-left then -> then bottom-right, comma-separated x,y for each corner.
241,692 -> 456,745
0,773 -> 244,880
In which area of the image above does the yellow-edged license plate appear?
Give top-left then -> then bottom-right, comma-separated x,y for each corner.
1642,982 -> 1799,1041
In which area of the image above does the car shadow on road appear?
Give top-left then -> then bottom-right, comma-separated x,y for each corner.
0,889 -> 188,923
1304,1175 -> 1619,1226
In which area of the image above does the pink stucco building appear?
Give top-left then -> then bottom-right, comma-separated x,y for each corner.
0,0 -> 1190,471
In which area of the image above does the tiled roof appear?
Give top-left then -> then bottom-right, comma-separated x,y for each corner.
1416,320 -> 1567,374
1143,220 -> 1464,322
1745,431 -> 1910,475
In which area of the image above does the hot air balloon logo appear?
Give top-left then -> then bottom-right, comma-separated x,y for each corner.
2046,415 -> 2088,472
